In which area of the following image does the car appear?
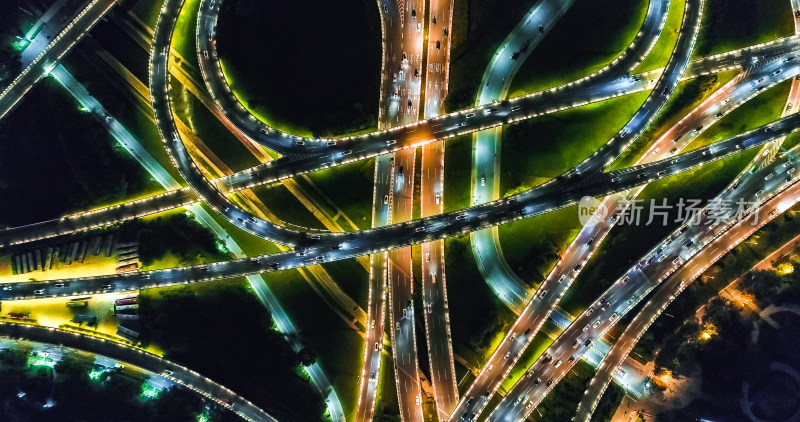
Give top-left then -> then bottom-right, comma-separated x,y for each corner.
408,99 -> 412,110
434,194 -> 440,204
433,15 -> 437,24
592,320 -> 601,329
574,264 -> 582,272
480,177 -> 486,186
466,113 -> 476,118
586,308 -> 595,316
466,396 -> 475,405
395,322 -> 400,330
504,352 -> 511,360
34,289 -> 44,295
569,355 -> 576,362
374,342 -> 380,351
510,52 -> 520,60
249,258 -> 259,265
487,364 -> 494,371
417,22 -> 421,31
412,8 -> 416,18
163,370 -> 173,376
584,338 -> 592,346
558,275 -> 566,283
539,290 -> 548,299
393,73 -> 397,82
402,52 -> 407,62
414,68 -> 419,78
200,267 -> 210,272
269,262 -> 280,270
55,283 -> 65,288
542,353 -> 553,363
610,312 -> 619,321
415,395 -> 420,405
444,27 -> 449,36
572,339 -> 580,348
425,253 -> 430,262
203,50 -> 208,59
796,9 -> 800,18
370,371 -> 376,380
141,274 -> 151,280
755,190 -> 764,197
436,40 -> 440,49
101,284 -> 111,290
371,319 -> 375,328
583,324 -> 590,332
546,378 -> 553,386
534,377 -> 541,384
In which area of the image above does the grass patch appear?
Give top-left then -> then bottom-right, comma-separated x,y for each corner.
500,91 -> 650,196
169,77 -> 260,172
498,207 -> 582,288
322,259 -> 369,309
0,78 -> 158,227
445,235 -> 516,368
633,0 -> 686,73
694,0 -> 795,58
129,0 -> 163,29
688,79 -> 792,150
216,0 -> 380,137
249,184 -> 328,231
499,331 -> 553,392
528,361 -> 595,421
301,158 -> 376,230
139,280 -> 327,421
444,135 -> 472,212
264,269 -> 363,421
509,0 -> 648,96
445,0 -> 539,111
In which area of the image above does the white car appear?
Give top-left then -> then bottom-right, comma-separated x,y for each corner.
434,194 -> 440,204
481,177 -> 486,186
417,22 -> 421,31
415,395 -> 421,405
384,195 -> 389,204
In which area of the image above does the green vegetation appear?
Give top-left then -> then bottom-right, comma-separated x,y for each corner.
500,91 -> 650,196
694,0 -> 795,58
591,383 -> 625,422
0,79 -> 157,227
445,235 -> 516,367
169,77 -> 260,172
529,361 -> 595,421
60,54 -> 183,183
263,269 -> 362,420
216,0 -> 380,137
499,331 -> 553,391
0,0 -> 25,90
322,259 -> 369,309
251,183 -> 328,231
561,78 -> 790,315
633,0 -> 685,73
688,79 -> 792,150
632,208 -> 800,362
443,135 -> 473,213
656,297 -> 800,421
509,0 -> 648,96
129,0 -> 163,29
140,282 -> 328,421
445,0 -> 538,111
115,212 -> 229,267
499,207 -> 581,288
614,72 -> 736,169
301,158 -> 376,230
0,346 -> 238,421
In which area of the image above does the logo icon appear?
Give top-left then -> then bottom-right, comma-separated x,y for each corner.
578,196 -> 606,227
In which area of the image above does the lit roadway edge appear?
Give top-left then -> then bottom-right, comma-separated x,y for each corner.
488,137 -> 800,421
0,323 -> 276,422
47,61 -> 346,421
0,0 -> 118,120
469,0 -> 664,312
1,38 -> 797,248
453,0 -> 697,416
3,111 -> 799,298
572,2 -> 800,418
462,19 -> 800,422
573,184 -> 800,422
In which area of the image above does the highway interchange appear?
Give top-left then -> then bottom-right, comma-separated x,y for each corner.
3,0 -> 800,421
